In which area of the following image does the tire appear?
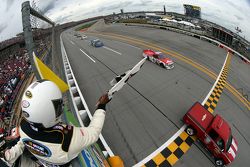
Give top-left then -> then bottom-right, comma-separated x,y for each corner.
185,126 -> 196,136
147,56 -> 149,60
160,63 -> 165,68
215,159 -> 224,167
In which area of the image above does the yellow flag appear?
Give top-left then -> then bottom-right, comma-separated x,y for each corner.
33,52 -> 69,92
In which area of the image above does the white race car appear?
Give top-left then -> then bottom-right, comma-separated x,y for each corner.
143,49 -> 174,69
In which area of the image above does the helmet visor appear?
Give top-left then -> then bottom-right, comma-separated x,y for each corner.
52,99 -> 63,118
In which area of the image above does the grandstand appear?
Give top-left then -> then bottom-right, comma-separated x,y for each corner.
0,36 -> 24,52
0,48 -> 30,129
0,31 -> 52,132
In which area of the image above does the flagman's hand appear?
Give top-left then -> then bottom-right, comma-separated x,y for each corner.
96,93 -> 111,110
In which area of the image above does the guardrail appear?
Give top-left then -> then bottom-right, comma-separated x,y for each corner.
60,34 -> 114,159
200,36 -> 250,63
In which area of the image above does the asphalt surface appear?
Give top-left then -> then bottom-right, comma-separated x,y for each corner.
61,21 -> 250,167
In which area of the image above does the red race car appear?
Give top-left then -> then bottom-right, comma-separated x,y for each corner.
143,49 -> 174,69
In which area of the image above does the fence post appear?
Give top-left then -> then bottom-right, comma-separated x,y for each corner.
21,1 -> 41,80
52,25 -> 56,72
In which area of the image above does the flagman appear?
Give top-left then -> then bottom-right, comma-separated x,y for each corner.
0,80 -> 111,166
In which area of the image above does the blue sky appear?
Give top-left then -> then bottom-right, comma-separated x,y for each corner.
1,0 -> 250,42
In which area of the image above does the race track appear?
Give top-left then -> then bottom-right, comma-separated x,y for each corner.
61,21 -> 250,167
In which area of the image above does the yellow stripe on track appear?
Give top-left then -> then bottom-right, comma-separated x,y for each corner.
144,131 -> 196,167
203,54 -> 232,113
141,53 -> 231,166
87,32 -> 250,111
90,31 -> 237,166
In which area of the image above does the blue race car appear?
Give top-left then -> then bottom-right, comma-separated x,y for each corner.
90,39 -> 104,47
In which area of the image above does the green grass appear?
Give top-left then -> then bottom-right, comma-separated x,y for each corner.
75,21 -> 97,31
64,107 -> 80,127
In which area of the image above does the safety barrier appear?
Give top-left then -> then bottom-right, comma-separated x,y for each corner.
200,36 -> 250,63
60,34 -> 114,159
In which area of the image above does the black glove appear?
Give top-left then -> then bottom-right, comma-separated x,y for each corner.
96,93 -> 111,110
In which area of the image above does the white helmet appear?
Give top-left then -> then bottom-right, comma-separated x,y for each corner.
21,80 -> 63,128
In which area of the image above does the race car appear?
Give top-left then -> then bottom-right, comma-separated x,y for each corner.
81,35 -> 87,40
90,39 -> 104,47
143,49 -> 174,69
74,33 -> 81,38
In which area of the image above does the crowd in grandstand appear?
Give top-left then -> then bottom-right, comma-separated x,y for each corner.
0,36 -> 52,132
0,49 -> 31,124
36,40 -> 52,58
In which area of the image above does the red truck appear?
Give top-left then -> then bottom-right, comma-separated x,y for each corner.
183,102 -> 238,167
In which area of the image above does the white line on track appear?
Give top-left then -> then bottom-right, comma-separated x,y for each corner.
70,41 -> 75,45
133,125 -> 186,167
134,53 -> 231,166
202,52 -> 230,105
80,49 -> 96,63
103,46 -> 122,55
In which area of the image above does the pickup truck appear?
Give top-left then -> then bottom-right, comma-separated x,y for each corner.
183,102 -> 238,167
